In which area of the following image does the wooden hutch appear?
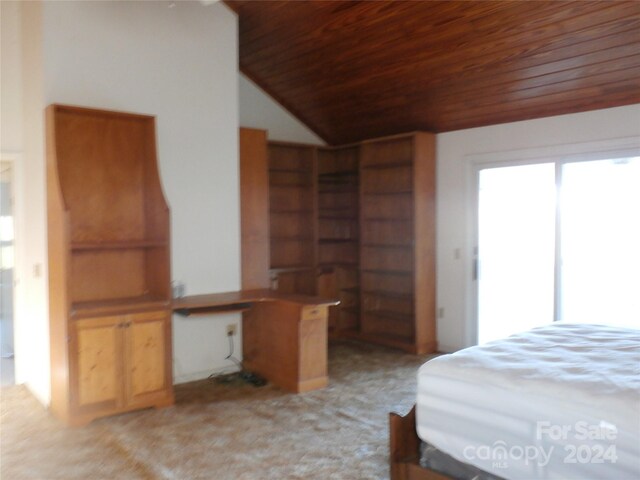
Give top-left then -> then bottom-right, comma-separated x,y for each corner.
46,105 -> 174,426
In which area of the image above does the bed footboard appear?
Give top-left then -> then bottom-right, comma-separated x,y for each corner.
389,406 -> 452,480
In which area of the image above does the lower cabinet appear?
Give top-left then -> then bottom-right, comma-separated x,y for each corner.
69,310 -> 173,425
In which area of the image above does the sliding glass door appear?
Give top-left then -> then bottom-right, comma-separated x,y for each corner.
477,163 -> 556,343
560,157 -> 640,328
476,156 -> 640,343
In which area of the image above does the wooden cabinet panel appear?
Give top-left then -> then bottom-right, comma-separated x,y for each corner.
70,250 -> 146,302
71,311 -> 171,422
74,316 -> 121,409
56,113 -> 146,243
126,312 -> 168,401
240,128 -> 271,290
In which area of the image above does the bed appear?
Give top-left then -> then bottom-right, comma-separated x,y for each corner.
390,323 -> 640,480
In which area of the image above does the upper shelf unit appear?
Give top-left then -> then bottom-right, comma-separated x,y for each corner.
47,104 -> 171,313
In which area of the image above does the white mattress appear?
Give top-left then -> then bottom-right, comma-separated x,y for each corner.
416,323 -> 640,480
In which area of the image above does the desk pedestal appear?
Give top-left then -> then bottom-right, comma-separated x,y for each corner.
243,302 -> 328,393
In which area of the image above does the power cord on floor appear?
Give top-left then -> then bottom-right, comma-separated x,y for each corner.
207,330 -> 267,387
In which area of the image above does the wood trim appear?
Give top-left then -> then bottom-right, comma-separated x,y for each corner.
240,128 -> 271,289
46,104 -> 72,424
413,133 -> 437,353
51,103 -> 155,121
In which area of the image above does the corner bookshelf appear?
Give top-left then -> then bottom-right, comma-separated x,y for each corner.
262,132 -> 436,354
316,146 -> 360,336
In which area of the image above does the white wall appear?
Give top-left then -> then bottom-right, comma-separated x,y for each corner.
9,0 -> 242,403
1,1 -> 23,152
17,1 -> 48,403
239,73 -> 325,145
436,104 -> 640,352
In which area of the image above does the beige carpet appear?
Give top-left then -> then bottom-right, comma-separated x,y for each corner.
1,341 -> 434,480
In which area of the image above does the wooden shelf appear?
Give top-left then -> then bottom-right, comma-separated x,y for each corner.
363,309 -> 413,322
361,189 -> 413,195
271,236 -> 315,242
361,243 -> 412,249
361,289 -> 413,300
269,167 -> 312,173
71,295 -> 170,319
319,238 -> 357,244
270,265 -> 315,274
317,261 -> 359,268
269,182 -> 313,188
318,171 -> 357,178
71,240 -> 167,251
270,209 -> 315,214
361,217 -> 412,222
360,161 -> 413,170
319,215 -> 359,220
361,267 -> 413,274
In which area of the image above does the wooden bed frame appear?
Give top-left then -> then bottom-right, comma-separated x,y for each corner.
389,406 -> 453,480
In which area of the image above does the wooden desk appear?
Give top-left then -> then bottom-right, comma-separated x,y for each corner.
173,289 -> 339,393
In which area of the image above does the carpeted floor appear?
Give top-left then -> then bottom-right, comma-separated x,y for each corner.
1,341 -> 434,480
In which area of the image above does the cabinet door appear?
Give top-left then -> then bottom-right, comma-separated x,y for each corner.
124,311 -> 171,406
71,315 -> 123,412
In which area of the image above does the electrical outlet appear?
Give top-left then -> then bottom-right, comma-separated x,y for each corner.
226,324 -> 237,336
438,308 -> 444,319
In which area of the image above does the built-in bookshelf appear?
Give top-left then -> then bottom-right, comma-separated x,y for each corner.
358,133 -> 436,353
264,132 -> 435,353
268,142 -> 317,295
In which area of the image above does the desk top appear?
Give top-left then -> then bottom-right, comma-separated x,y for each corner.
172,288 -> 339,312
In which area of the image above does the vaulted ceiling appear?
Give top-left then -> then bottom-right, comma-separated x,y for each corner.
227,1 -> 640,145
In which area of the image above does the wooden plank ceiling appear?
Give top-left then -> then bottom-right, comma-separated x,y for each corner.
227,0 -> 640,145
